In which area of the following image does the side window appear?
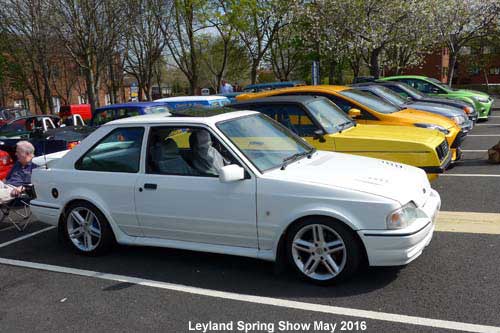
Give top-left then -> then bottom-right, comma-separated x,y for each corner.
92,109 -> 116,126
147,127 -> 238,177
118,108 -> 140,118
327,96 -> 356,113
404,79 -> 443,94
76,127 -> 144,173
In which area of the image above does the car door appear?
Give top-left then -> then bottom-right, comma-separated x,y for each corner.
73,126 -> 145,236
134,125 -> 258,248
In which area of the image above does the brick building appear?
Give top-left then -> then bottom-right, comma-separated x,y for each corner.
398,46 -> 500,84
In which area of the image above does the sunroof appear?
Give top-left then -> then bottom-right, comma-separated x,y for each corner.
170,106 -> 238,117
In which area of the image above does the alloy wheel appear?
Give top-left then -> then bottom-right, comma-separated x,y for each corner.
291,224 -> 347,281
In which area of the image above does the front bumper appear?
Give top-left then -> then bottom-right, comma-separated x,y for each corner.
477,99 -> 493,119
358,189 -> 440,266
450,130 -> 466,162
460,119 -> 473,134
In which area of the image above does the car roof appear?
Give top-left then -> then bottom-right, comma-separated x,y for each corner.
106,108 -> 257,126
231,95 -> 322,105
383,75 -> 428,80
95,102 -> 169,110
237,85 -> 349,100
154,95 -> 229,102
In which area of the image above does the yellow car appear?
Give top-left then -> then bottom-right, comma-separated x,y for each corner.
237,85 -> 464,161
230,95 -> 451,181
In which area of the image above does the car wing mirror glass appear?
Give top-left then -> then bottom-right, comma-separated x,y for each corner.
219,164 -> 245,182
348,108 -> 361,118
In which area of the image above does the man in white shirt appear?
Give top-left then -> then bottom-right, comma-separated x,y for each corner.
220,79 -> 233,94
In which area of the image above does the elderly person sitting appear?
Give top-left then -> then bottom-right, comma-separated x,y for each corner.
1,141 -> 38,198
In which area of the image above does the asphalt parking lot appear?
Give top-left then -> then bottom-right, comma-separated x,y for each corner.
1,107 -> 500,333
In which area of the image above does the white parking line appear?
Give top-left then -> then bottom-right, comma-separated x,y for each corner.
0,258 -> 498,333
462,150 -> 487,152
0,226 -> 55,248
441,174 -> 500,178
468,135 -> 500,137
475,124 -> 500,126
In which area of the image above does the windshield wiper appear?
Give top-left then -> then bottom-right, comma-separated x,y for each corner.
281,147 -> 315,170
337,121 -> 353,132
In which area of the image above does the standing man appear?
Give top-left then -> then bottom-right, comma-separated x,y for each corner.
220,79 -> 233,94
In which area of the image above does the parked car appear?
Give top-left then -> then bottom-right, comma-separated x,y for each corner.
352,83 -> 473,133
243,81 -> 305,93
30,107 -> 440,284
230,96 -> 450,180
153,96 -> 230,110
236,85 -> 465,161
366,81 -> 478,122
91,102 -> 171,127
0,115 -> 90,178
59,104 -> 92,122
0,107 -> 32,126
379,75 -> 493,120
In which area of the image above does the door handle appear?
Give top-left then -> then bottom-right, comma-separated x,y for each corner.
144,183 -> 157,190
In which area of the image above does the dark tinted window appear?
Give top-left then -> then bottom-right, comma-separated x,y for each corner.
401,79 -> 445,94
76,127 -> 144,173
92,108 -> 141,126
246,103 -> 317,137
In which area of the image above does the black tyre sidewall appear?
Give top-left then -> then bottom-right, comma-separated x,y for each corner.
61,201 -> 114,256
285,217 -> 363,285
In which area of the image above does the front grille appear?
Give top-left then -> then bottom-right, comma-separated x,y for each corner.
436,140 -> 449,161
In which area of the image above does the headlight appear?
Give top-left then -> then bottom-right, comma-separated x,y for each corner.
463,106 -> 474,114
473,96 -> 489,103
386,202 -> 426,229
414,123 -> 450,135
451,115 -> 466,125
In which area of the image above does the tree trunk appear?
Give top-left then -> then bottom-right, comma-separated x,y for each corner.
483,69 -> 489,92
328,59 -> 335,85
369,48 -> 381,78
250,59 -> 259,84
447,53 -> 457,86
85,68 -> 98,112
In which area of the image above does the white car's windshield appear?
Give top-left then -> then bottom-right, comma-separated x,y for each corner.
217,114 -> 313,172
307,99 -> 354,133
339,89 -> 400,114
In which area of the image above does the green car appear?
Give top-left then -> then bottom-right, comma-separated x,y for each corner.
380,75 -> 494,120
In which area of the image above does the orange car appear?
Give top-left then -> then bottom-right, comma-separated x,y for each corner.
237,85 -> 464,161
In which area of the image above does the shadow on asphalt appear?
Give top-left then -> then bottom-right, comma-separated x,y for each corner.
0,226 -> 401,299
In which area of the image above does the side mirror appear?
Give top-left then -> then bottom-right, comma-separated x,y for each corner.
313,129 -> 326,143
348,108 -> 361,118
219,164 -> 245,182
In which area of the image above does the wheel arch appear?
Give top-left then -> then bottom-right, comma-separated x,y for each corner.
274,214 -> 368,267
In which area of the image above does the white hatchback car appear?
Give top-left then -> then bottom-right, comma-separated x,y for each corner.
30,109 -> 440,284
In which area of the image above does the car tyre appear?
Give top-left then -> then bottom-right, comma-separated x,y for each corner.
286,217 -> 363,285
61,201 -> 114,256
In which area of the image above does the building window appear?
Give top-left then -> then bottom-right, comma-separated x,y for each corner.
489,67 -> 500,75
14,99 -> 29,110
78,95 -> 87,104
105,94 -> 111,105
52,96 -> 61,114
460,47 -> 471,55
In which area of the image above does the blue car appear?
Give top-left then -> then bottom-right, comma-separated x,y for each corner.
91,102 -> 171,126
243,81 -> 305,93
154,96 -> 231,110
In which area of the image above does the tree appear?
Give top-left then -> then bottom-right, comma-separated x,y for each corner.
232,0 -> 287,84
51,0 -> 127,111
267,23 -> 302,81
0,0 -> 55,113
124,0 -> 171,101
164,0 -> 207,94
430,0 -> 500,85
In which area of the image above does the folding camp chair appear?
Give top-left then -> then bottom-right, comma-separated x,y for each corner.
0,184 -> 34,231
